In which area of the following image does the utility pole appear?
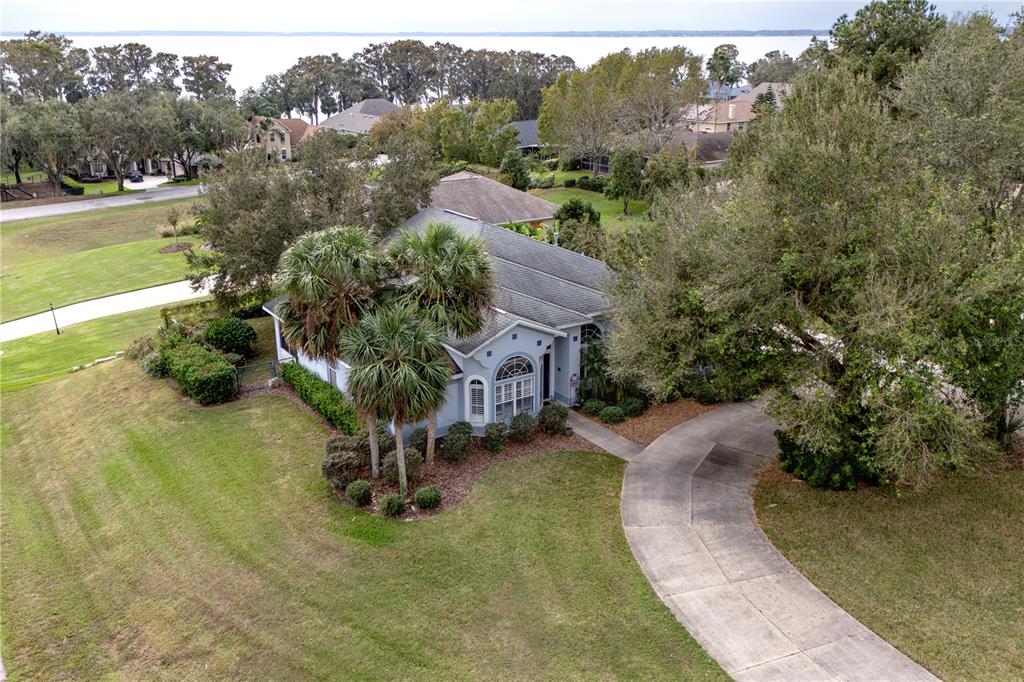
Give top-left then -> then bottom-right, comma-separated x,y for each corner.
49,303 -> 60,335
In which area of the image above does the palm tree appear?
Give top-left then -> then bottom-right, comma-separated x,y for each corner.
389,221 -> 494,464
340,303 -> 451,495
276,226 -> 388,475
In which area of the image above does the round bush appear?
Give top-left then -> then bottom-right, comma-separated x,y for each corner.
508,412 -> 537,443
599,406 -> 626,424
381,494 -> 406,517
483,423 -> 507,452
563,178 -> 576,188
203,317 -> 258,357
448,421 -> 473,438
322,448 -> 366,491
382,447 -> 423,485
414,485 -> 442,509
582,399 -> 607,416
345,479 -> 372,506
441,430 -> 473,462
620,397 -> 646,418
538,403 -> 569,434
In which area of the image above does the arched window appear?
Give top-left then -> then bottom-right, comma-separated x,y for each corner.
580,323 -> 603,346
468,378 -> 485,425
495,355 -> 535,420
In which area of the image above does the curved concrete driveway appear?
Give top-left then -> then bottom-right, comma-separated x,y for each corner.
619,403 -> 938,681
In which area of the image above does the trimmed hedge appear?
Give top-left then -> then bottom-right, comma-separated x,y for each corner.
620,397 -> 646,418
203,317 -> 258,357
483,423 -> 507,452
582,399 -> 607,416
508,413 -> 537,443
538,403 -> 569,434
414,485 -> 442,509
599,406 -> 625,424
346,479 -> 372,506
441,428 -> 473,462
381,494 -> 406,517
280,362 -> 359,434
162,339 -> 237,405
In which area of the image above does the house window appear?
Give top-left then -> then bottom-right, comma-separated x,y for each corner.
269,132 -> 275,142
726,122 -> 732,131
494,355 -> 535,421
579,323 -> 603,373
469,379 -> 485,425
327,365 -> 337,387
281,149 -> 287,160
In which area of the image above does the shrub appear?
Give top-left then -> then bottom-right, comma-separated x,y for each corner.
582,399 -> 607,416
577,175 -> 607,193
345,479 -> 372,506
409,426 -> 429,456
414,485 -> 442,509
448,421 -> 473,437
538,403 -> 569,434
441,429 -> 473,462
322,439 -> 368,491
553,197 -> 600,226
775,429 -> 879,491
381,494 -> 405,517
281,362 -> 359,434
163,339 -> 236,405
483,423 -> 507,452
563,177 -> 576,188
620,397 -> 646,418
599,406 -> 625,424
508,412 -> 537,442
382,447 -> 423,485
203,317 -> 257,358
223,352 -> 244,366
230,300 -> 269,319
155,221 -> 200,239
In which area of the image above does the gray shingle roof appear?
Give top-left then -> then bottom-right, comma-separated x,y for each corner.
490,257 -> 608,317
319,98 -> 399,135
492,286 -> 591,329
445,308 -> 526,355
430,171 -> 559,224
511,119 -> 539,148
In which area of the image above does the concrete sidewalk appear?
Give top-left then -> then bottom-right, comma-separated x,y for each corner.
0,280 -> 209,343
620,403 -> 938,681
0,184 -> 200,222
567,410 -> 644,460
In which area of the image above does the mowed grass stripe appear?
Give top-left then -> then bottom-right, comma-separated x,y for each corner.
1,362 -> 726,680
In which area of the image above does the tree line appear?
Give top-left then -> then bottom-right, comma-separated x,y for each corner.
239,40 -> 575,122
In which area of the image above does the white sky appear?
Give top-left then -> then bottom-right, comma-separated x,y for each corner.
1,0 -> 1017,34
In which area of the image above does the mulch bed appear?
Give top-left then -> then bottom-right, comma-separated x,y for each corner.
576,398 -> 719,447
159,242 -> 194,253
347,430 -> 597,520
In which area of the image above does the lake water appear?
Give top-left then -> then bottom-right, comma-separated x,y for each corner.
66,34 -> 816,93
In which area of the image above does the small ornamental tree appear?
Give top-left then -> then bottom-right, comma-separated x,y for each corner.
604,146 -> 645,214
499,149 -> 530,191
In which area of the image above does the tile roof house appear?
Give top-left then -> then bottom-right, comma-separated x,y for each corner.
263,206 -> 612,434
430,171 -> 560,225
319,98 -> 400,135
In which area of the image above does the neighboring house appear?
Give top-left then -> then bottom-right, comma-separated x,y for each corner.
250,116 -> 316,162
511,119 -> 540,154
696,82 -> 792,133
430,171 -> 560,225
580,154 -> 611,175
319,98 -> 399,135
707,82 -> 751,101
663,130 -> 734,167
263,206 -> 613,435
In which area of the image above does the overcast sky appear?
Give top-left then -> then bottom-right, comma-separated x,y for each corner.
2,0 -> 1018,34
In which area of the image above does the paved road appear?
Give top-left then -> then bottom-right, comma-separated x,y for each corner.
0,280 -> 209,343
615,403 -> 938,681
0,184 -> 201,223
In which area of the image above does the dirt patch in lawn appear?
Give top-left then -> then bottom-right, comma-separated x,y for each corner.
158,242 -> 193,253
577,399 -> 718,446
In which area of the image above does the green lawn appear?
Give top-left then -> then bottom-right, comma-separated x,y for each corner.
531,187 -> 647,232
1,197 -> 197,269
1,168 -> 47,184
754,464 -> 1024,681
0,304 -> 170,391
1,238 -> 192,322
1,362 -> 727,680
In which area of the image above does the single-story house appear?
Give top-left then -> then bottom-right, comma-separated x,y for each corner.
264,206 -> 612,435
319,98 -> 400,135
430,171 -> 560,225
511,119 -> 540,154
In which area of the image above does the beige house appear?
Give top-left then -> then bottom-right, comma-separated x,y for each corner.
696,82 -> 793,133
250,117 -> 318,161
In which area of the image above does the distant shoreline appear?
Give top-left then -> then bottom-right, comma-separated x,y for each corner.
1,29 -> 828,38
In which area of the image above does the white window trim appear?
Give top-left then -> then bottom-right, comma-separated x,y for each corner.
494,356 -> 536,421
465,375 -> 488,425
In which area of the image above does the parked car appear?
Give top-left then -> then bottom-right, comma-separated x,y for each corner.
127,171 -> 143,183
78,175 -> 102,183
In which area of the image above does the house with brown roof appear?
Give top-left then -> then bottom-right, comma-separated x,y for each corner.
429,171 -> 560,226
696,82 -> 792,133
319,98 -> 400,135
249,116 -> 318,162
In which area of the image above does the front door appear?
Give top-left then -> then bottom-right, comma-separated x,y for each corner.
542,353 -> 551,401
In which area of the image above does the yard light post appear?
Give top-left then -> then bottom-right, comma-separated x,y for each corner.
49,302 -> 60,335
